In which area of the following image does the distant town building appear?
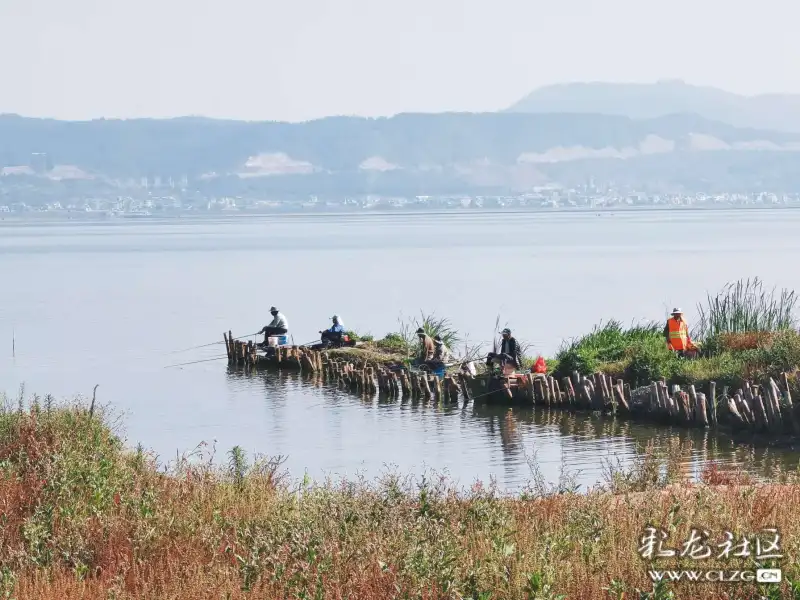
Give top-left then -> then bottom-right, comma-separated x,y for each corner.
29,153 -> 51,174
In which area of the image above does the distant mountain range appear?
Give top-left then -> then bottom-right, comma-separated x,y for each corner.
506,80 -> 800,133
4,84 -> 800,197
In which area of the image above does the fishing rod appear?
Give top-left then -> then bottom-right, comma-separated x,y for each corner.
164,355 -> 229,369
169,341 -> 222,353
169,331 -> 262,354
467,387 -> 505,402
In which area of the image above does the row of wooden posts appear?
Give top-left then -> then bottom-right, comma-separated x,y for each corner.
720,374 -> 797,434
223,331 -> 800,435
224,333 -> 322,371
517,370 -> 799,432
223,333 -> 468,402
530,370 -> 715,426
324,359 -> 465,403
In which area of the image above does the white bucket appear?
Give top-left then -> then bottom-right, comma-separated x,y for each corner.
268,335 -> 288,347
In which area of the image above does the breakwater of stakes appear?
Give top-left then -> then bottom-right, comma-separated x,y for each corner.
224,332 -> 800,440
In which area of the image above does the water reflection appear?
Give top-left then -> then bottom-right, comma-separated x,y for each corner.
225,366 -> 800,490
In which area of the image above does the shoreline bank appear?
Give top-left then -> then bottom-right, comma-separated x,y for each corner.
0,401 -> 795,599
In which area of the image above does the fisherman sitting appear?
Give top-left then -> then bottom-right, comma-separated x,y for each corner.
413,327 -> 436,367
260,306 -> 288,344
486,327 -> 522,373
664,308 -> 698,358
319,314 -> 345,348
424,335 -> 452,371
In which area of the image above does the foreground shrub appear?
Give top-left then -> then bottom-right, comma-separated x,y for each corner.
3,398 -> 800,599
755,329 -> 800,375
553,320 -> 662,381
622,338 -> 679,386
373,332 -> 409,353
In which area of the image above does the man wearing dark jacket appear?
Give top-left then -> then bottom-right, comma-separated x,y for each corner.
487,328 -> 521,370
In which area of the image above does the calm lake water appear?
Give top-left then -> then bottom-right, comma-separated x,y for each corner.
2,209 -> 800,490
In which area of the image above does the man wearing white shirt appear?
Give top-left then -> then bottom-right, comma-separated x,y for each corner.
260,306 -> 288,343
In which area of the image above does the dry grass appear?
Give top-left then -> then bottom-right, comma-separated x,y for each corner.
326,343 -> 407,367
716,331 -> 776,352
1,399 -> 799,599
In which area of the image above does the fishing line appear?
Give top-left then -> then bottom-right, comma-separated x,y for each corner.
169,331 -> 262,354
164,355 -> 229,369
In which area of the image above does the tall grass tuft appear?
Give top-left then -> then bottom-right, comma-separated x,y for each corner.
227,445 -> 249,490
695,277 -> 798,341
388,311 -> 461,362
413,311 -> 459,348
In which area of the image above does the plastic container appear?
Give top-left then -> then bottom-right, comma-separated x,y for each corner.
267,335 -> 288,347
432,366 -> 445,378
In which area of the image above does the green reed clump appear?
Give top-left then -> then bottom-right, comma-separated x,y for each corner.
413,311 -> 459,348
695,277 -> 798,341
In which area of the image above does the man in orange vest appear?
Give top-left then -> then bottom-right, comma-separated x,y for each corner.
664,308 -> 697,357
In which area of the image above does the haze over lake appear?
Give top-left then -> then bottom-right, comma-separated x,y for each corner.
2,209 -> 800,489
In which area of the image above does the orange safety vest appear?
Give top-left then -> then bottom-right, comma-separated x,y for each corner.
667,317 -> 689,351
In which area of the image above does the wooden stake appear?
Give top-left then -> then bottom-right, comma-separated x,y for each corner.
727,396 -> 746,428
563,377 -> 575,406
402,372 -> 411,396
689,385 -> 705,426
734,391 -> 753,427
708,381 -> 717,426
695,391 -> 709,427
613,382 -> 629,413
533,377 -> 544,405
420,374 -> 432,398
432,375 -> 441,401
781,372 -> 793,405
523,374 -> 533,405
686,385 -> 697,422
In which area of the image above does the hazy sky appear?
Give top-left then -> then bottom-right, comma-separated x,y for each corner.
1,0 -> 799,122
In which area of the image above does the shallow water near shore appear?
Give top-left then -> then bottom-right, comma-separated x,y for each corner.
3,208 -> 800,489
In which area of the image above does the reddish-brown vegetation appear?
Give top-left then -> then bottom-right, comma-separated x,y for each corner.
0,400 -> 798,599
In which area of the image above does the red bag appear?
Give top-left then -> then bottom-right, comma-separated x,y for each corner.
532,356 -> 547,374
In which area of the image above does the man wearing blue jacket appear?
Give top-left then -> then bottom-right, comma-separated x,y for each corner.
320,315 -> 345,348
